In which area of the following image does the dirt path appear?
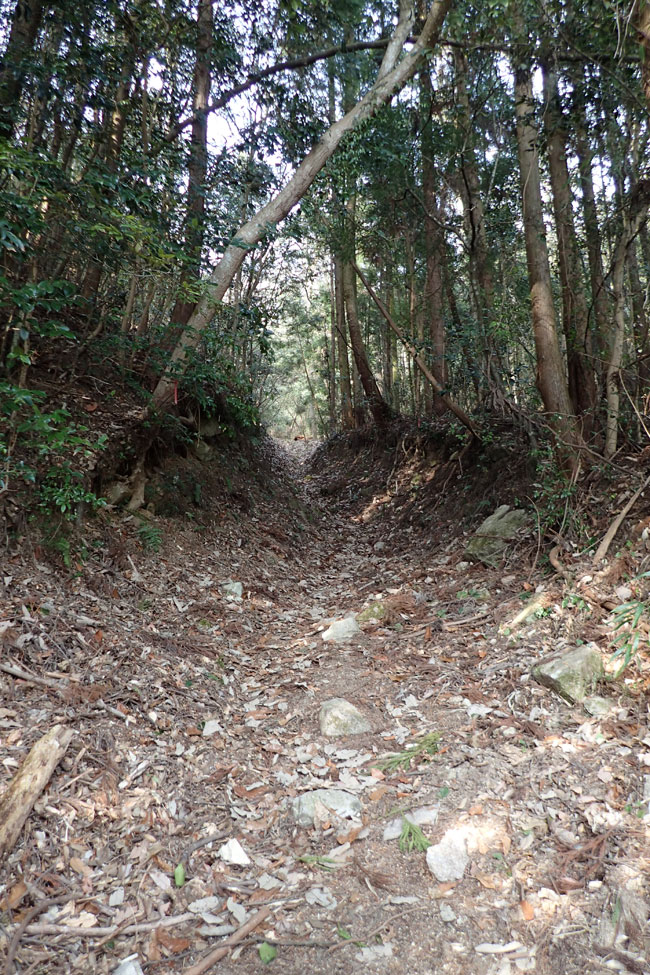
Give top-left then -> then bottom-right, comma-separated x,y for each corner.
1,438 -> 648,975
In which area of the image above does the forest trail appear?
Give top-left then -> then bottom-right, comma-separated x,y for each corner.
1,437 -> 648,975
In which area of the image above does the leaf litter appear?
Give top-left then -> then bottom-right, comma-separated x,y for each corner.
1,433 -> 649,975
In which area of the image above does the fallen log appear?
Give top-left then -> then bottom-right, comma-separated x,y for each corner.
0,724 -> 74,858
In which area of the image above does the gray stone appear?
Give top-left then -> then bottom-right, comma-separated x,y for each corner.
583,695 -> 611,718
292,789 -> 362,827
356,601 -> 386,623
321,617 -> 360,643
533,644 -> 603,704
383,806 -> 439,841
194,440 -> 214,462
614,585 -> 633,602
426,828 -> 469,882
319,698 -> 371,736
440,904 -> 456,922
465,505 -> 532,564
221,580 -> 243,600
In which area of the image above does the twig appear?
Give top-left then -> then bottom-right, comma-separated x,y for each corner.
23,912 -> 195,939
183,907 -> 271,975
592,474 -> 650,564
328,904 -> 430,953
4,892 -> 81,975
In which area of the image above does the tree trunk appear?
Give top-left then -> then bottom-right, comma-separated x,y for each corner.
0,0 -> 45,140
513,57 -> 584,468
572,80 -> 609,379
543,64 -> 597,434
342,260 -> 392,427
420,68 -> 446,415
453,48 -> 498,398
334,256 -> 354,429
605,186 -> 650,458
639,0 -> 650,111
169,0 -> 213,330
151,0 -> 452,410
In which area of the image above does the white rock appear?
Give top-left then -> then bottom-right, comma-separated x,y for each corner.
383,806 -> 439,841
221,580 -> 243,600
355,944 -> 394,963
202,719 -> 223,737
319,698 -> 371,736
109,887 -> 125,907
614,585 -> 633,602
219,838 -> 250,865
305,886 -> 338,909
113,957 -> 144,975
321,617 -> 360,643
292,789 -> 362,826
188,896 -> 222,914
440,904 -> 456,922
426,828 -> 469,882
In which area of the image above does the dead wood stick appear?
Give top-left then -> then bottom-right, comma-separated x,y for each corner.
593,474 -> 650,564
4,892 -> 81,975
352,261 -> 481,440
23,911 -> 195,939
0,661 -> 67,694
183,907 -> 271,975
0,724 -> 74,858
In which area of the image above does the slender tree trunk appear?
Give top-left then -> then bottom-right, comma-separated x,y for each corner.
328,262 -> 338,431
169,0 -> 213,330
151,0 -> 452,410
453,48 -> 499,398
543,64 -> 597,434
639,0 -> 650,111
513,56 -> 584,468
334,256 -> 354,429
0,0 -> 45,140
342,259 -> 392,427
605,186 -> 650,457
572,83 -> 609,381
420,69 -> 446,415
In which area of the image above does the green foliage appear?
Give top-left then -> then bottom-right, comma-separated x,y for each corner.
372,732 -> 441,772
0,379 -> 107,519
609,586 -> 649,674
136,519 -> 163,552
398,819 -> 432,854
258,942 -> 277,964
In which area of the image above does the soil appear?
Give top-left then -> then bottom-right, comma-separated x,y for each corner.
1,427 -> 649,975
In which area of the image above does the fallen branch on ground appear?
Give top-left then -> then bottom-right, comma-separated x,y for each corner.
0,724 -> 74,858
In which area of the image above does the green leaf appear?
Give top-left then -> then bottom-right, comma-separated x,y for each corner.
258,942 -> 277,963
174,863 -> 186,887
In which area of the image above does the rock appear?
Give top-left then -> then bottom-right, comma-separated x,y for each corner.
614,585 -> 633,602
356,601 -> 386,623
440,904 -> 456,922
533,644 -> 603,704
305,886 -> 337,909
292,789 -> 362,827
383,806 -> 439,841
583,695 -> 611,718
221,580 -> 243,600
202,719 -> 223,737
321,617 -> 360,643
465,505 -> 532,564
319,698 -> 371,736
373,541 -> 386,552
455,561 -> 470,573
355,944 -> 394,963
218,838 -> 250,865
426,828 -> 469,882
112,958 -> 144,975
194,440 -> 214,462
